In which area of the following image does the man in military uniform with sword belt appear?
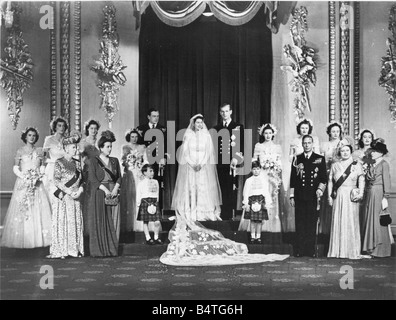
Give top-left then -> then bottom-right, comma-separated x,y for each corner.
289,135 -> 327,257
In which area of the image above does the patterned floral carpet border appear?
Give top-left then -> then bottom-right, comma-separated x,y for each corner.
1,251 -> 395,300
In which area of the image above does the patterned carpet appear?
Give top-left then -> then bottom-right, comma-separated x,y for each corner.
1,249 -> 395,300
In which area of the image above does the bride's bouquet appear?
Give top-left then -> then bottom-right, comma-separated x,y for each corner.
126,149 -> 144,171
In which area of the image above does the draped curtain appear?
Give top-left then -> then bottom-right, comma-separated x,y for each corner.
133,1 -> 296,32
139,6 -> 273,210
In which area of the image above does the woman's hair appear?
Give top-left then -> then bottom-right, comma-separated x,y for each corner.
141,164 -> 154,174
296,119 -> 313,135
358,129 -> 374,149
21,127 -> 39,144
98,130 -> 116,149
337,144 -> 353,157
125,128 -> 140,143
326,122 -> 343,137
50,116 -> 69,133
259,124 -> 275,142
84,119 -> 101,137
251,160 -> 261,169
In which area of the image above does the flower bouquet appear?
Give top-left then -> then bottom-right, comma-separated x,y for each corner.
18,168 -> 43,217
126,149 -> 144,171
259,154 -> 282,197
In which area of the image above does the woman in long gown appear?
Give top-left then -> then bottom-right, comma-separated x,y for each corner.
43,117 -> 68,203
352,129 -> 375,232
1,127 -> 52,248
327,141 -> 366,259
362,139 -> 393,257
85,130 -> 121,257
120,128 -> 148,233
79,119 -> 100,236
289,118 -> 320,162
171,114 -> 222,221
160,115 -> 289,266
240,123 -> 282,232
319,121 -> 343,235
48,131 -> 84,259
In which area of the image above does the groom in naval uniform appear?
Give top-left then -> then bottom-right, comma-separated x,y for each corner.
213,103 -> 244,220
289,135 -> 327,257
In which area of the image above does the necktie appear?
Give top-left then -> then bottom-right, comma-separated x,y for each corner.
223,121 -> 227,128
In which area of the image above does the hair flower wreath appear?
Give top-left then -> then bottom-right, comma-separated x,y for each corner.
297,118 -> 313,127
325,120 -> 344,132
258,123 -> 278,136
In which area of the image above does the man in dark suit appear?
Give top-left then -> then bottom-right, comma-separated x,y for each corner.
137,108 -> 167,208
290,135 -> 327,257
212,103 -> 244,220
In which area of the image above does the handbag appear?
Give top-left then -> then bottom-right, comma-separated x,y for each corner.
105,194 -> 119,206
379,208 -> 392,226
350,188 -> 362,202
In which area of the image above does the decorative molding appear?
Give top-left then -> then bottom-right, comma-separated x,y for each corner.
0,3 -> 33,130
328,1 -> 336,122
280,6 -> 317,121
74,1 -> 81,131
50,1 -> 57,122
379,5 -> 396,125
60,2 -> 70,127
339,2 -> 350,135
91,4 -> 127,128
353,2 -> 360,146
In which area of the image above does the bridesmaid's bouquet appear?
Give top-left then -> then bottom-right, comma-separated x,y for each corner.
19,169 -> 43,217
126,149 -> 144,171
259,154 -> 282,195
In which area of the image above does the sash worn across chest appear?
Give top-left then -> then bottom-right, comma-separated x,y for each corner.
331,161 -> 357,199
97,158 -> 118,183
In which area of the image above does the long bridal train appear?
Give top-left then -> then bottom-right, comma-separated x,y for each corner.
159,211 -> 289,266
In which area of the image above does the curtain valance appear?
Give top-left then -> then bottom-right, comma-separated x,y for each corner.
132,1 -> 296,33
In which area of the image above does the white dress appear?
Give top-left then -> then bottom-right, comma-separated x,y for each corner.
171,129 -> 222,221
1,147 -> 52,248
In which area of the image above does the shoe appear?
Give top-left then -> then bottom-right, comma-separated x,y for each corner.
256,238 -> 262,244
154,239 -> 163,245
249,238 -> 255,244
146,239 -> 155,245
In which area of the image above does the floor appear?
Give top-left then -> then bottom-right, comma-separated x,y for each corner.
1,248 -> 395,300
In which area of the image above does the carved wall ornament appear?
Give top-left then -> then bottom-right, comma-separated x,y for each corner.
91,4 -> 127,128
379,4 -> 396,125
280,6 -> 318,121
0,3 -> 33,130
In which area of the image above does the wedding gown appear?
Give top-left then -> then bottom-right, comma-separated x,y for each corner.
160,115 -> 289,266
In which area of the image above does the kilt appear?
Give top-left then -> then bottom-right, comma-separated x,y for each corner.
137,197 -> 161,222
244,195 -> 268,221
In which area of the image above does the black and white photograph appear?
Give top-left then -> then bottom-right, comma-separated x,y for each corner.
0,0 -> 395,303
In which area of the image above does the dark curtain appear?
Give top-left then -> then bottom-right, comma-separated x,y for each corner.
139,7 -> 272,210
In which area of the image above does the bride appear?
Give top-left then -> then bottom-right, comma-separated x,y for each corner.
160,114 -> 289,266
171,114 -> 222,221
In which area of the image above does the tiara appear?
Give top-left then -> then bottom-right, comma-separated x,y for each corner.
63,130 -> 82,145
326,120 -> 344,132
337,135 -> 354,148
125,127 -> 139,137
190,114 -> 204,121
83,118 -> 101,130
297,118 -> 313,127
258,123 -> 278,136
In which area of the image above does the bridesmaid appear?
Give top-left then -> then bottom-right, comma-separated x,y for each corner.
289,118 -> 320,162
85,130 -> 121,257
48,131 -> 84,259
362,139 -> 392,258
1,127 -> 52,248
319,121 -> 343,235
327,138 -> 366,259
120,128 -> 148,233
43,117 -> 68,202
79,119 -> 100,236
